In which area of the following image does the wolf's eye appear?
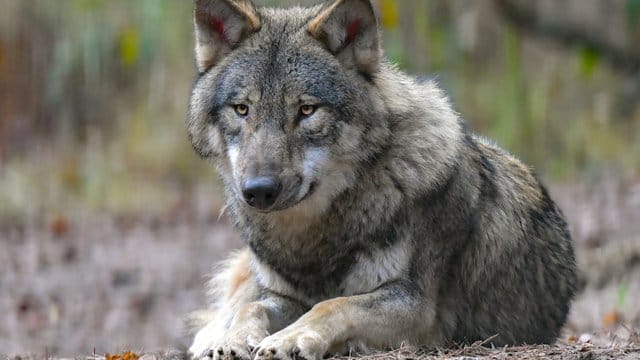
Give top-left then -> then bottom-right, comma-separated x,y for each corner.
300,105 -> 316,116
234,104 -> 249,117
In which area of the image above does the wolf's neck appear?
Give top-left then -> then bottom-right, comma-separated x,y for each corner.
240,183 -> 402,298
239,164 -> 404,256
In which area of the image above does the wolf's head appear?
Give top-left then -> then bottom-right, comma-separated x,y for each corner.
187,0 -> 391,216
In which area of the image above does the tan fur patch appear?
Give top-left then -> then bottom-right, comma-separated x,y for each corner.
508,160 -> 542,204
235,302 -> 268,323
307,297 -> 349,321
307,0 -> 344,36
228,1 -> 261,31
227,249 -> 252,299
478,141 -> 542,205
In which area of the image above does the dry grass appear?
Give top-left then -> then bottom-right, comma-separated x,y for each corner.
337,342 -> 640,360
5,342 -> 640,360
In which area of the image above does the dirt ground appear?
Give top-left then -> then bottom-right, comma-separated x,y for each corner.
3,342 -> 640,360
1,179 -> 639,359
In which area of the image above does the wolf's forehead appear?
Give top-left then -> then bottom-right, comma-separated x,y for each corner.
253,50 -> 349,106
208,6 -> 353,107
218,43 -> 349,106
251,5 -> 318,46
258,5 -> 323,28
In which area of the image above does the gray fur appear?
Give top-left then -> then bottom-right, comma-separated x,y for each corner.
187,1 -> 577,359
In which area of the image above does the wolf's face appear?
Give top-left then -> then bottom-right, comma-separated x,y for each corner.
197,38 -> 358,213
188,0 -> 388,215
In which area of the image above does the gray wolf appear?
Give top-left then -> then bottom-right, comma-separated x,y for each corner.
186,0 -> 577,359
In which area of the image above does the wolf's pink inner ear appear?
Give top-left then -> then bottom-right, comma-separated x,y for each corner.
211,16 -> 227,42
345,19 -> 362,44
307,0 -> 380,75
197,11 -> 229,43
193,0 -> 260,71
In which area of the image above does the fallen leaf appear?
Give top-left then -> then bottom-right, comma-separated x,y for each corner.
105,351 -> 140,360
602,311 -> 622,327
50,215 -> 70,237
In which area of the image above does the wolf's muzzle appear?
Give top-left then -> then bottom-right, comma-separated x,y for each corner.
242,176 -> 282,210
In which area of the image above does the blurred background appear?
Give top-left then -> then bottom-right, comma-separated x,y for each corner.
0,0 -> 639,356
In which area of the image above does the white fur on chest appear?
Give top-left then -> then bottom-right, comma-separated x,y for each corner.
251,257 -> 319,305
249,238 -> 412,305
340,239 -> 412,296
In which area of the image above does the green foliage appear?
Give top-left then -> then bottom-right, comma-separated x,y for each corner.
380,0 -> 399,29
628,0 -> 640,27
617,281 -> 629,309
579,47 -> 601,79
118,27 -> 140,68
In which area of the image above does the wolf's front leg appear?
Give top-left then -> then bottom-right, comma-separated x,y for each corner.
191,295 -> 308,360
253,281 -> 432,360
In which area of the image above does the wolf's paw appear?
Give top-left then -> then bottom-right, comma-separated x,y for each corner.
213,329 -> 268,360
209,337 -> 252,360
190,327 -> 266,360
189,322 -> 222,359
254,328 -> 328,360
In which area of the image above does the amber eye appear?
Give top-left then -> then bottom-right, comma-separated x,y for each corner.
234,104 -> 249,116
300,105 -> 316,116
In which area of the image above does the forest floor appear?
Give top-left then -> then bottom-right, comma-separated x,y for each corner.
1,178 -> 640,359
3,340 -> 640,359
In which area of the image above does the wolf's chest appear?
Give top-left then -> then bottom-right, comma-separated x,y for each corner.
251,236 -> 413,304
339,239 -> 413,296
250,238 -> 356,299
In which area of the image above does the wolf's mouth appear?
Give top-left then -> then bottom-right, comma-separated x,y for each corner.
247,181 -> 317,214
276,181 -> 317,211
299,182 -> 317,202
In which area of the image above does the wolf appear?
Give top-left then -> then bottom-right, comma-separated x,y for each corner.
186,0 -> 577,359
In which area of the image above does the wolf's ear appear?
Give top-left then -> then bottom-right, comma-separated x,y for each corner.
307,0 -> 380,75
194,0 -> 261,72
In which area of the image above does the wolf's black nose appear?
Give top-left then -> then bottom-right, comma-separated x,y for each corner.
242,176 -> 281,209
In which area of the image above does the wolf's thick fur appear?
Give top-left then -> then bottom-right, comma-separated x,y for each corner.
186,1 -> 577,359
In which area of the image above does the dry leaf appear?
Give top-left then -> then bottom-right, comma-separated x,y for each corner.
105,351 -> 140,360
50,215 -> 70,237
602,311 -> 622,327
